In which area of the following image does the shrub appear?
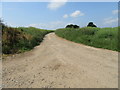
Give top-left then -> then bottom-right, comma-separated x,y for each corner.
2,25 -> 54,54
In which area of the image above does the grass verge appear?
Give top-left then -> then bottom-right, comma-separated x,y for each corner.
55,27 -> 119,51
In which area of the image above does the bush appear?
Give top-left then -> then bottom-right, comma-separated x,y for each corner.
2,25 -> 54,54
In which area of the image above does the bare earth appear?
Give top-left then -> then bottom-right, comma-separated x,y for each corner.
3,33 -> 118,88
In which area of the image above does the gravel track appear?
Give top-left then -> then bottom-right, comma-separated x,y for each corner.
2,33 -> 118,88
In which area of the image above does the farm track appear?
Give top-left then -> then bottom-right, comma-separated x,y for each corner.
3,33 -> 118,88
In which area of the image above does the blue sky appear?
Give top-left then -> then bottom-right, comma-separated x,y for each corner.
2,2 -> 118,30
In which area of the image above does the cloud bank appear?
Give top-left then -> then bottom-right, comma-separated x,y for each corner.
28,21 -> 69,30
103,17 -> 118,25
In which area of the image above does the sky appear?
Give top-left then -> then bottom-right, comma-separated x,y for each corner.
1,1 -> 118,30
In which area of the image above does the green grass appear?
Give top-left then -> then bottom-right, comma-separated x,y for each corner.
2,26 -> 54,54
55,27 -> 119,51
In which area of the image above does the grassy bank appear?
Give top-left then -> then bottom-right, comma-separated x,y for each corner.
55,27 -> 119,51
2,25 -> 54,54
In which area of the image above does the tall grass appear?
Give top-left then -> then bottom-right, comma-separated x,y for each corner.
2,26 -> 54,54
55,27 -> 119,51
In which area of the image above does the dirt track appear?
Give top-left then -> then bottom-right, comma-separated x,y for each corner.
3,33 -> 118,88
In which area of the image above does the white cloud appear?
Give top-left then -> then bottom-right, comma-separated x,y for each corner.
63,10 -> 84,18
112,10 -> 119,14
103,17 -> 118,25
63,14 -> 68,18
47,0 -> 67,10
28,21 -> 68,30
70,10 -> 84,17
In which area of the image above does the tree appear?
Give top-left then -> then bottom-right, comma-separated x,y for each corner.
66,24 -> 79,28
73,25 -> 79,28
66,24 -> 73,28
87,22 -> 97,27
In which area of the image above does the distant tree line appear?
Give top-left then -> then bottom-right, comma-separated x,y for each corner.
65,22 -> 97,28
